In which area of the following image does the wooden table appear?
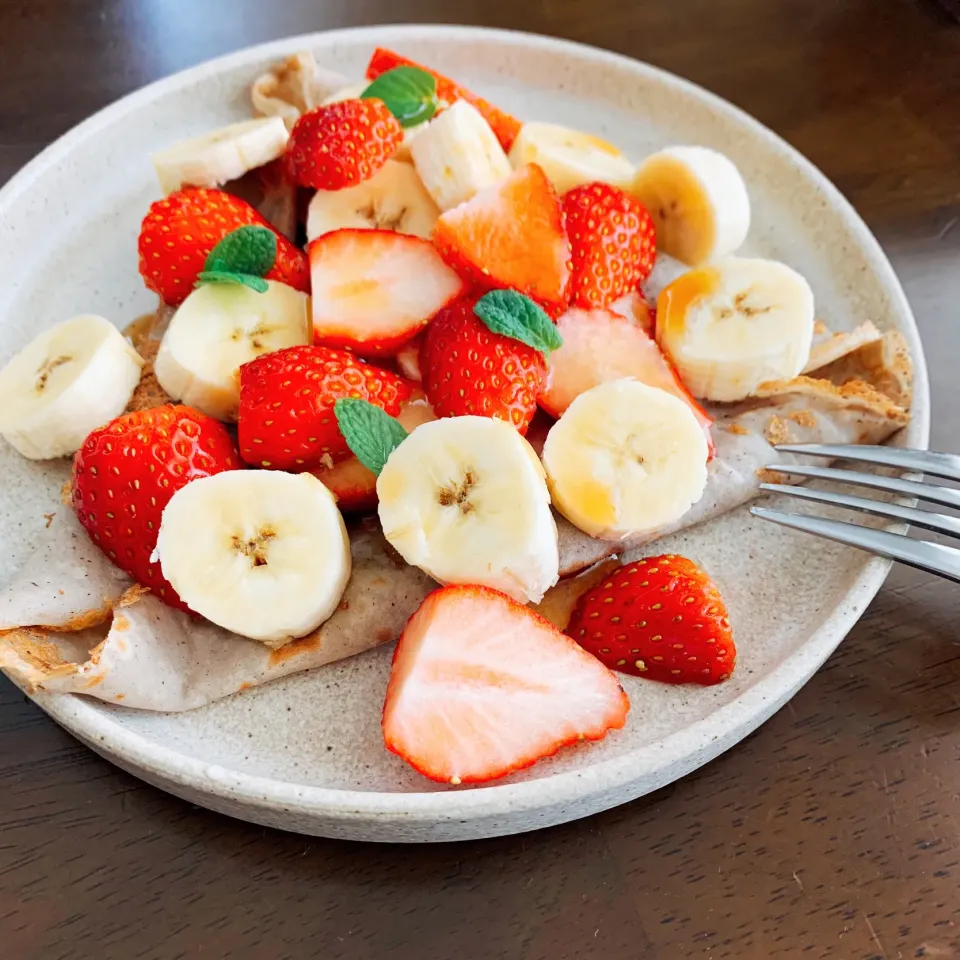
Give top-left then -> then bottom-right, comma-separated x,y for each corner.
2,1 -> 959,957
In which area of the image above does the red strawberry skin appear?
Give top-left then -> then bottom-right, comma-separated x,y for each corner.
366,47 -> 522,151
285,99 -> 403,191
382,584 -> 629,784
72,406 -> 243,612
238,345 -> 413,470
563,183 -> 657,309
567,555 -> 735,685
420,297 -> 546,434
137,188 -> 310,305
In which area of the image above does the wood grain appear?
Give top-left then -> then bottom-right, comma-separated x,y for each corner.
2,1 -> 960,958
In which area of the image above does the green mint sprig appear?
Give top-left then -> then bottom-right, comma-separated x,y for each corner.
473,290 -> 563,357
196,225 -> 278,294
361,66 -> 438,128
334,398 -> 409,476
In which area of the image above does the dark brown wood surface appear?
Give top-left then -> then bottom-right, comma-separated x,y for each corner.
2,2 -> 959,958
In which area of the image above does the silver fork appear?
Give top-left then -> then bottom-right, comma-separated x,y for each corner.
750,444 -> 960,582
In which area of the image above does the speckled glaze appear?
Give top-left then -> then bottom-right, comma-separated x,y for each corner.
0,26 -> 929,842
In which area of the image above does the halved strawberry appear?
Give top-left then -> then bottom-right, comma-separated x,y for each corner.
395,333 -> 424,382
609,290 -> 655,336
310,393 -> 436,512
539,306 -> 714,456
432,164 -> 571,314
382,585 -> 629,784
366,47 -> 522,151
310,229 -> 465,357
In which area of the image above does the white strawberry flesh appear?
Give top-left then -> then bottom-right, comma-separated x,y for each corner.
310,228 -> 464,357
382,584 -> 629,784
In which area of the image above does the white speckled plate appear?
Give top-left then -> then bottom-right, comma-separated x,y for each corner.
0,26 -> 929,842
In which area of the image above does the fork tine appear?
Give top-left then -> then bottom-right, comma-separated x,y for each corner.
759,483 -> 960,539
750,506 -> 960,583
765,464 -> 960,511
774,443 -> 960,481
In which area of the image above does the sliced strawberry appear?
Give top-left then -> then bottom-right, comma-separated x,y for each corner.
539,306 -> 714,456
310,229 -> 465,357
433,164 -> 571,314
395,333 -> 424,382
608,290 -> 655,336
382,585 -> 629,784
310,393 -> 436,512
366,47 -> 522,151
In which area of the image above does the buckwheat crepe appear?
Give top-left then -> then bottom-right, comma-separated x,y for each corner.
0,312 -> 911,710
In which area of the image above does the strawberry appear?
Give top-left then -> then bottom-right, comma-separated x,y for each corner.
310,390 -> 436,512
538,305 -> 714,457
285,99 -> 403,191
366,47 -> 522,151
72,406 -> 243,612
563,182 -> 657,309
238,344 -> 413,471
309,229 -> 464,357
432,164 -> 571,314
420,295 -> 549,434
138,188 -> 310,305
567,555 -> 735,685
382,584 -> 629,784
609,290 -> 655,336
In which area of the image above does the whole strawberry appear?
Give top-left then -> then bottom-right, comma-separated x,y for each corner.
420,291 -> 562,435
563,183 -> 657,309
138,188 -> 310,305
237,345 -> 413,470
566,555 -> 735,685
72,406 -> 243,612
285,99 -> 403,191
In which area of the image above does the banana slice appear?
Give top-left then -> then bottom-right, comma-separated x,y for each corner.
656,256 -> 815,402
508,122 -> 634,195
377,416 -> 559,604
154,281 -> 310,421
156,470 -> 351,646
152,118 -> 290,195
410,100 -> 512,212
542,379 -> 709,541
631,146 -> 750,265
0,315 -> 144,460
306,160 -> 439,241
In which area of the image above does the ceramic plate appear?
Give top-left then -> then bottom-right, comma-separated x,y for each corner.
0,25 -> 929,842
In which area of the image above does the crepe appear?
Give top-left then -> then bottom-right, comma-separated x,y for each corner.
0,318 -> 911,711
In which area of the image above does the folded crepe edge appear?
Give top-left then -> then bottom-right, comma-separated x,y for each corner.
0,585 -> 148,692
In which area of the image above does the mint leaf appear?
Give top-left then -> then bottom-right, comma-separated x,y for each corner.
334,398 -> 408,476
361,66 -> 438,128
203,225 -> 277,278
196,271 -> 269,294
473,290 -> 564,357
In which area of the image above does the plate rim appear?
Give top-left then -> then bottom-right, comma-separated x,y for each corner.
1,23 -> 931,828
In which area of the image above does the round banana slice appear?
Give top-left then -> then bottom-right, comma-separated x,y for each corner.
320,83 -> 369,106
376,416 -> 559,604
656,256 -> 815,402
542,379 -> 709,541
154,281 -> 310,421
410,100 -> 512,212
152,117 -> 290,195
508,121 -> 634,195
0,315 -> 144,460
306,160 -> 440,241
631,146 -> 750,265
156,470 -> 351,646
